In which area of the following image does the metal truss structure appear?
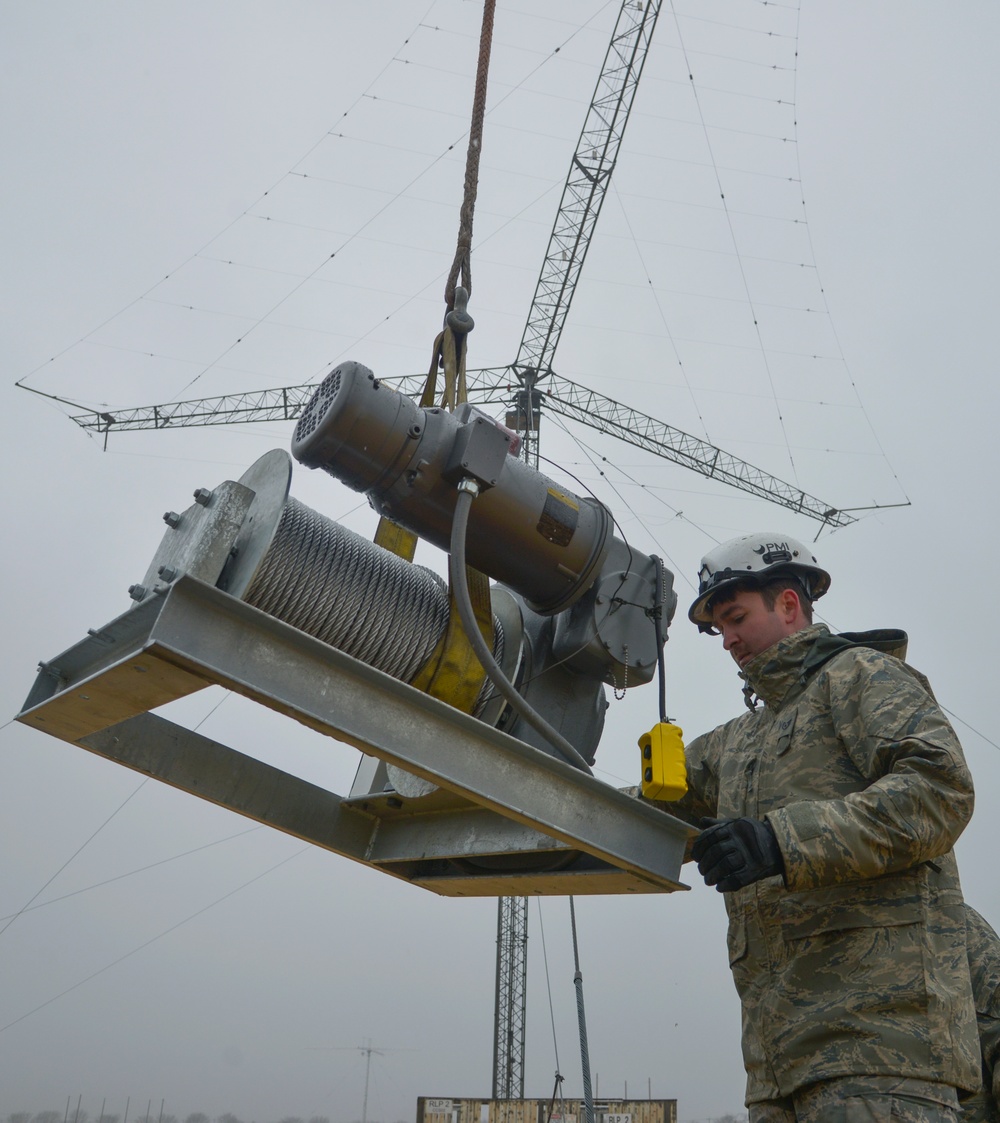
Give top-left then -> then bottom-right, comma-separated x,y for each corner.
509,0 -> 661,468
72,366 -> 855,528
493,895 -> 529,1100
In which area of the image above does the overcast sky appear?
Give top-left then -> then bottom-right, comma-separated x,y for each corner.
3,3 -> 1000,1122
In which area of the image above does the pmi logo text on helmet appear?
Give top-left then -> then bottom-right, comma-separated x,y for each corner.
752,542 -> 794,566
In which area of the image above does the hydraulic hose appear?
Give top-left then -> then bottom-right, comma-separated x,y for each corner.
450,479 -> 594,775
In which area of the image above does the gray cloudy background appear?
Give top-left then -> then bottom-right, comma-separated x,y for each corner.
2,2 -> 999,1121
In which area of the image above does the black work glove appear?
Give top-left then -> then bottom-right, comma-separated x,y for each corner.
691,816 -> 784,892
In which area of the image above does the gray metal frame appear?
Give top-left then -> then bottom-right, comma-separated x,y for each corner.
19,576 -> 691,897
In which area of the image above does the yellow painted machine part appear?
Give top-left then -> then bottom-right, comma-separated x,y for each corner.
638,721 -> 688,801
409,568 -> 492,713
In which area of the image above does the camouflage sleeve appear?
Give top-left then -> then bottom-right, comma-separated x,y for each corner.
668,726 -> 724,853
966,905 -> 1000,1106
767,648 -> 974,891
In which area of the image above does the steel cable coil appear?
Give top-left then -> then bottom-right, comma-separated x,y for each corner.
241,498 -> 503,711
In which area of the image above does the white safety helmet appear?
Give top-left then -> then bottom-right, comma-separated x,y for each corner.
688,532 -> 830,629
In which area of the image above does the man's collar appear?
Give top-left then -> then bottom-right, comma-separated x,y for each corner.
739,623 -> 830,709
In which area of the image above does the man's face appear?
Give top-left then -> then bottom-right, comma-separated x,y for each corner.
710,588 -> 799,669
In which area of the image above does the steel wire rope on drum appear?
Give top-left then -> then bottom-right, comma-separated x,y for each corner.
364,547 -> 406,667
280,500 -> 366,642
409,566 -> 452,667
298,514 -> 360,643
379,561 -> 445,682
269,504 -> 331,629
311,520 -> 380,656
354,546 -> 405,671
270,500 -> 326,628
384,563 -> 453,681
337,531 -> 392,660
241,499 -> 453,682
289,510 -> 344,638
320,517 -> 428,671
239,494 -> 511,693
318,520 -> 370,653
265,509 -> 442,679
244,500 -> 310,620
352,528 -> 446,678
307,518 -> 373,655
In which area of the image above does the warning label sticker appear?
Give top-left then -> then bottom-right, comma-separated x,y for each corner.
537,488 -> 579,546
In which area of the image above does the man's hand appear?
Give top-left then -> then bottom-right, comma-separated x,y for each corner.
691,816 -> 784,892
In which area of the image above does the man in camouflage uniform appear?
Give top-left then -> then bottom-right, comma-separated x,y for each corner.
678,532 -> 980,1123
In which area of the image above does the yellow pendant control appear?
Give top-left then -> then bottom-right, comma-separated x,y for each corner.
638,722 -> 687,801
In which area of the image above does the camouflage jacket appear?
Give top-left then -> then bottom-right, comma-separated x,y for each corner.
679,623 -> 979,1103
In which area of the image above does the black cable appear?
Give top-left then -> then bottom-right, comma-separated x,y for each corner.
449,480 -> 593,775
652,554 -> 668,725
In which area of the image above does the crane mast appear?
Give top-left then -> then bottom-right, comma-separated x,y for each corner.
493,896 -> 529,1100
511,0 -> 661,471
